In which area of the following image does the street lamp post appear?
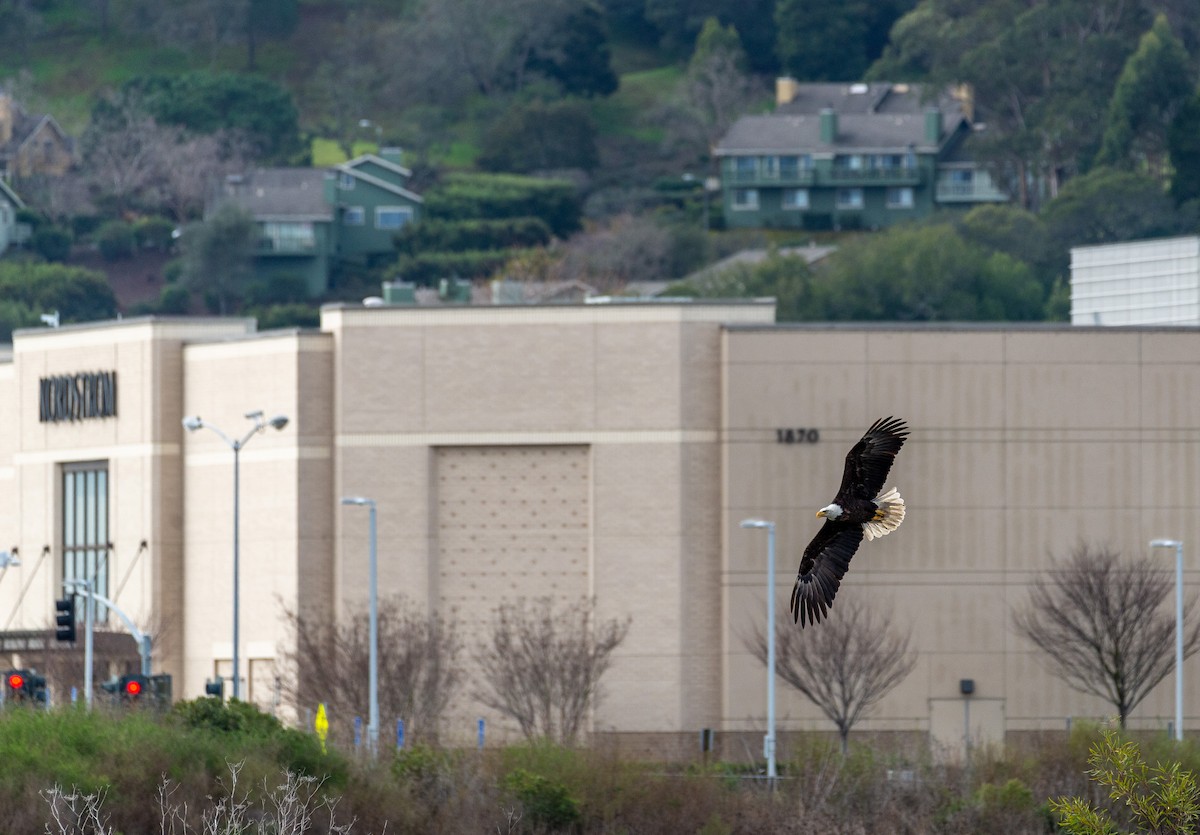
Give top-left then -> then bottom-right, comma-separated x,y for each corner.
741,518 -> 777,780
183,410 -> 288,700
341,496 -> 379,754
1151,539 -> 1185,741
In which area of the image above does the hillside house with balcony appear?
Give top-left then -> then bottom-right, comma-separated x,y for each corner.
714,81 -> 1007,230
211,150 -> 422,295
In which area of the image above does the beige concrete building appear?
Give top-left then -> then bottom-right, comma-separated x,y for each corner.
2,305 -> 1199,756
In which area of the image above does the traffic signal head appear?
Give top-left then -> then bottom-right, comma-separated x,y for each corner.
55,596 -> 76,643
119,674 -> 149,701
205,677 -> 224,699
4,669 -> 34,703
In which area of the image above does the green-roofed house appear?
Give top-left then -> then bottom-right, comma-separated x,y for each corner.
714,81 -> 1008,231
210,149 -> 422,295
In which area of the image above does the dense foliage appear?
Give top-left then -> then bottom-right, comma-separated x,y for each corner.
4,0 -> 1200,323
0,262 -> 117,340
7,708 -> 1200,835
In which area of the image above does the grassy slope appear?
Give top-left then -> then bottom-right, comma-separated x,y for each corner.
1,2 -> 685,174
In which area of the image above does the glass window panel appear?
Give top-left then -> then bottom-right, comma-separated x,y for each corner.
62,462 -> 109,623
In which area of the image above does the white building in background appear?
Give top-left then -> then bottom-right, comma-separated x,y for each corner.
1071,236 -> 1200,326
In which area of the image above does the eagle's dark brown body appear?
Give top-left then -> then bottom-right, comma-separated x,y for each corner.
790,417 -> 908,626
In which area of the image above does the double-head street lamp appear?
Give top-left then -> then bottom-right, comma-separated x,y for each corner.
740,517 -> 777,781
183,410 -> 288,700
341,496 -> 378,753
1151,538 -> 1185,741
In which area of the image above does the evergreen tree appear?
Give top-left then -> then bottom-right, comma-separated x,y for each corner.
1096,14 -> 1192,176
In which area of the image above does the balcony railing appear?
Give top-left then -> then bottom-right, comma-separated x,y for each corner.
727,169 -> 816,185
725,166 -> 921,187
257,237 -> 317,254
825,166 -> 921,185
935,174 -> 1009,203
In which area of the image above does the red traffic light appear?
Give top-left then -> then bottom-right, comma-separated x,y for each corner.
124,679 -> 143,696
6,672 -> 24,690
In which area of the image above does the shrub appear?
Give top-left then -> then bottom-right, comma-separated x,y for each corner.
243,273 -> 310,306
386,249 -> 516,285
1050,726 -> 1200,833
32,226 -> 72,262
394,217 -> 552,255
158,284 -> 190,314
96,221 -> 135,260
163,258 -> 185,284
423,172 -> 582,238
505,768 -> 581,831
133,216 -> 176,252
0,261 -> 117,326
252,303 -> 321,329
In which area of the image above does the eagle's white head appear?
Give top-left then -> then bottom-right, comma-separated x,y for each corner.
817,503 -> 843,520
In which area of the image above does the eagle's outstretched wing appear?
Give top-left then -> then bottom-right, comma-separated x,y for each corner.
790,522 -> 865,626
835,416 -> 908,503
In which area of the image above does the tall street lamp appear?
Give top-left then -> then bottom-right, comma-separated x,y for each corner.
341,496 -> 379,754
183,410 -> 288,700
741,517 -> 777,780
1151,538 -> 1184,741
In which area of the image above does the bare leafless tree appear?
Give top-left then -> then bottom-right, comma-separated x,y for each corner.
473,597 -> 630,745
278,595 -> 463,745
745,594 -> 917,755
156,128 -> 250,223
1013,543 -> 1200,728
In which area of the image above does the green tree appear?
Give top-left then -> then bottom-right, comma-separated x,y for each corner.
478,99 -> 600,173
671,251 -> 822,321
1040,166 -> 1191,250
817,225 -> 1045,321
643,0 -> 777,73
180,203 -> 257,315
0,262 -> 117,339
122,72 -> 302,162
1096,15 -> 1192,176
872,0 -> 1152,207
661,18 -> 763,166
955,204 -> 1059,290
526,1 -> 618,97
776,0 -> 915,82
1168,91 -> 1200,205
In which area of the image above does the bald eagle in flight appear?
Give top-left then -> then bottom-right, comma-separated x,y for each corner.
790,416 -> 908,626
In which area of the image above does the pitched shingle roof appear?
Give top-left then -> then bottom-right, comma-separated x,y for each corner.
213,168 -> 333,221
715,82 -> 969,156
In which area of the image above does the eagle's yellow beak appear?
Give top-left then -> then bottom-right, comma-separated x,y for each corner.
816,509 -> 827,518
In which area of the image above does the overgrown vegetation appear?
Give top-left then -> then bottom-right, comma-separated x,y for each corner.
11,708 -> 1200,834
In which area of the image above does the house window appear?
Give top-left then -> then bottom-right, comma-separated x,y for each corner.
732,188 -> 759,210
834,155 -> 863,170
261,222 -> 316,252
836,188 -> 863,209
376,206 -> 413,230
63,462 -> 108,623
886,187 -> 914,208
782,188 -> 809,210
760,156 -> 778,178
735,157 -> 757,180
338,172 -> 355,190
344,206 -> 365,226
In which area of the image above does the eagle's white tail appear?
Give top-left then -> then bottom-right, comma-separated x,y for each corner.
863,486 -> 905,542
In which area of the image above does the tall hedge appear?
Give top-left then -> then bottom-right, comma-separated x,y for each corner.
422,173 -> 582,238
394,217 -> 552,255
385,249 -> 518,285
